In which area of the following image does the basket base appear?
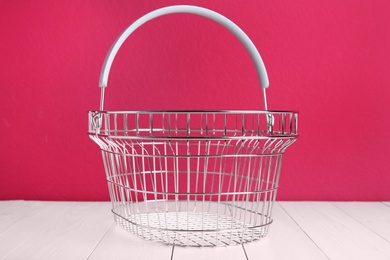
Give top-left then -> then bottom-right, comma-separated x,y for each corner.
113,203 -> 271,247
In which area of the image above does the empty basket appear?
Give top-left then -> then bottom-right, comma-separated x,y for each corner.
88,5 -> 298,247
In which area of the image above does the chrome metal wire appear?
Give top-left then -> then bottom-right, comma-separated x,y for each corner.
89,111 -> 298,246
89,5 -> 299,247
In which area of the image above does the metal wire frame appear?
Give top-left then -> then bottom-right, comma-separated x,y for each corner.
89,110 -> 298,246
89,110 -> 298,138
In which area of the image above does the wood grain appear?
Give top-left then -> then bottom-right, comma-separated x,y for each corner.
88,224 -> 173,260
173,244 -> 247,260
2,202 -> 112,260
0,201 -> 76,258
1,201 -> 389,259
0,200 -> 22,213
244,202 -> 329,260
333,202 -> 390,243
281,202 -> 390,260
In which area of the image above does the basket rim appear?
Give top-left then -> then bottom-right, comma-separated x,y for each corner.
88,133 -> 299,140
88,109 -> 299,114
88,110 -> 299,140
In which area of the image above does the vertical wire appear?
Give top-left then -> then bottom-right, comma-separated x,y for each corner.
186,143 -> 190,245
269,154 -> 283,232
132,144 -> 143,236
237,114 -> 248,215
207,113 -> 220,241
117,141 -> 127,228
113,114 -> 118,135
194,140 -> 201,210
115,151 -> 125,220
194,140 -> 201,244
202,113 -> 208,246
230,150 -> 239,244
267,131 -> 285,232
202,139 -> 210,245
119,119 -> 132,223
218,140 -> 231,216
217,138 -> 230,245
162,139 -> 169,243
103,150 -> 118,228
259,156 -> 267,230
262,88 -> 268,111
207,113 -> 218,213
174,140 -> 180,233
212,140 -> 222,245
136,113 -> 139,136
228,137 -> 242,244
215,138 -> 230,245
111,141 -> 126,220
264,152 -> 274,228
260,139 -> 276,229
166,113 -> 170,204
281,113 -> 286,134
237,143 -> 251,243
254,141 -> 266,231
208,143 -> 217,213
224,142 -> 235,218
236,142 -> 248,225
186,114 -> 190,245
124,142 -> 136,234
139,142 -> 152,239
167,141 -> 178,242
194,113 -> 204,211
208,113 -> 220,225
152,139 -> 163,242
124,113 -> 128,136
150,113 -> 153,136
241,143 -> 256,242
231,113 -> 241,226
146,148 -> 155,239
248,148 -> 260,241
108,152 -> 119,215
125,143 -> 134,233
248,140 -> 261,241
128,143 -> 141,236
105,113 -> 110,136
99,87 -> 105,111
243,140 -> 258,242
250,113 -> 262,233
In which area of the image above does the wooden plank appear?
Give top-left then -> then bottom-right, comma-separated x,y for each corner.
88,223 -> 173,260
333,202 -> 390,242
3,202 -> 113,260
0,201 -> 76,258
0,200 -> 22,213
244,202 -> 329,260
281,202 -> 390,260
0,201 -> 48,234
1,201 -> 388,259
173,245 -> 247,260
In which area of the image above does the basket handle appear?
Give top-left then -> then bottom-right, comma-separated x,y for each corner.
98,5 -> 270,111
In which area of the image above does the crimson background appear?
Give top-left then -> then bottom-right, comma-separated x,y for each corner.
1,1 -> 389,201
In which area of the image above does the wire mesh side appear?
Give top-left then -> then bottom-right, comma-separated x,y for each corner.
94,137 -> 288,246
88,111 -> 297,246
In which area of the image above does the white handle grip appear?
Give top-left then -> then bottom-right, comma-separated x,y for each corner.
99,5 -> 269,90
98,5 -> 271,111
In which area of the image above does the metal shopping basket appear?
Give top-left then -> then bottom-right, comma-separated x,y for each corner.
88,5 -> 298,247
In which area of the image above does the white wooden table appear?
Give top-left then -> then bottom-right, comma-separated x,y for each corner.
0,201 -> 389,260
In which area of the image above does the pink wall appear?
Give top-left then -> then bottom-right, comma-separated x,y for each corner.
1,1 -> 390,201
